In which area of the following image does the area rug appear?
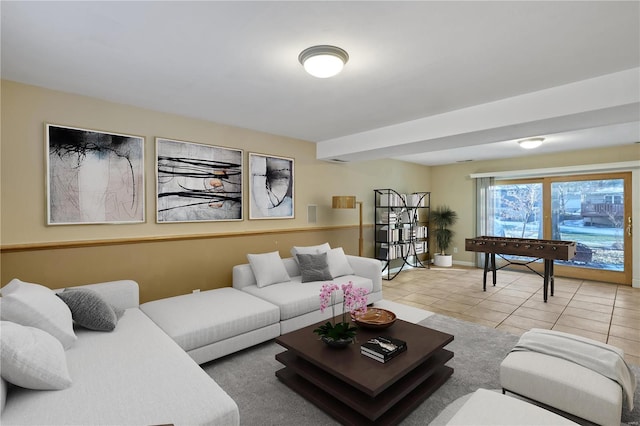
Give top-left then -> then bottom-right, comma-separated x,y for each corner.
203,313 -> 640,426
372,299 -> 434,323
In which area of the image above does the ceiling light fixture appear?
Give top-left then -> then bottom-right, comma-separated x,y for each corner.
518,137 -> 545,149
298,45 -> 349,78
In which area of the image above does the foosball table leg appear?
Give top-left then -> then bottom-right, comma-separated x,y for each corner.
550,260 -> 555,297
543,259 -> 554,303
482,253 -> 497,292
483,254 -> 489,291
491,253 -> 497,286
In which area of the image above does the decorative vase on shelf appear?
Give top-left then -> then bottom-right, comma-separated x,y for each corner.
313,282 -> 368,349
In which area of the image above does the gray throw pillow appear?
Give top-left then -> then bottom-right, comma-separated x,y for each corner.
296,253 -> 332,283
56,288 -> 123,332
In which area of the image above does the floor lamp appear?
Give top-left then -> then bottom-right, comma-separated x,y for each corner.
332,195 -> 363,256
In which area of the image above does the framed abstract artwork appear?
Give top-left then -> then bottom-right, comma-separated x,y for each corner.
249,152 -> 294,219
46,124 -> 145,225
156,138 -> 243,222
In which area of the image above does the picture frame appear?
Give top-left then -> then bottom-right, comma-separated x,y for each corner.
156,138 -> 243,223
249,152 -> 294,219
46,123 -> 145,225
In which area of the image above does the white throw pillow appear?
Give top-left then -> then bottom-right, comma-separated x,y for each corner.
326,247 -> 355,278
247,251 -> 291,288
290,243 -> 331,261
0,279 -> 76,349
0,321 -> 72,390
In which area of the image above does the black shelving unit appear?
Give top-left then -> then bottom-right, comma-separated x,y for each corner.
374,189 -> 430,280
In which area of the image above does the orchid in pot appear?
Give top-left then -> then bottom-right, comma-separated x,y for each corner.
313,281 -> 368,347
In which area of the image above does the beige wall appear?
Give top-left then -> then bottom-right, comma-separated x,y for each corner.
1,80 -> 429,244
0,80 -> 431,301
3,80 -> 638,299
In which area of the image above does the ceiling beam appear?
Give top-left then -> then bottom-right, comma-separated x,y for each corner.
316,68 -> 640,163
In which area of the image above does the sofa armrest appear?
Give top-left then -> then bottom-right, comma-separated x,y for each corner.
232,264 -> 256,290
346,255 -> 382,294
58,280 -> 140,310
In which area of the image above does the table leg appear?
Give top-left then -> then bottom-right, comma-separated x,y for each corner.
491,253 -> 497,286
483,253 -> 489,291
543,260 -> 551,302
550,260 -> 555,296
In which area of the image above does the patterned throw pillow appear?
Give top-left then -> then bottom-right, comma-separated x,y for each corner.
57,288 -> 123,332
296,253 -> 333,283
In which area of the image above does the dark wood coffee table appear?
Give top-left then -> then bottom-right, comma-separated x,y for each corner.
275,317 -> 454,425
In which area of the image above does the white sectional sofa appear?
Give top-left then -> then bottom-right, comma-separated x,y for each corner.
0,245 -> 382,425
232,246 -> 383,334
141,287 -> 281,364
140,246 -> 382,366
0,279 -> 240,426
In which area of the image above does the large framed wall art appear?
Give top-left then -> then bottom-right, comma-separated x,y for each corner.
156,138 -> 243,223
46,124 -> 145,225
249,152 -> 294,219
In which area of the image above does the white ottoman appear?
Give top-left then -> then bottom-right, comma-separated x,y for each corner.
500,351 -> 623,426
444,389 -> 579,425
141,287 -> 280,364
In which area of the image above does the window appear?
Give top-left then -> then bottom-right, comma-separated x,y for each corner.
488,173 -> 631,284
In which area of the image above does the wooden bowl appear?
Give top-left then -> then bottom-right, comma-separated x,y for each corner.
351,308 -> 396,329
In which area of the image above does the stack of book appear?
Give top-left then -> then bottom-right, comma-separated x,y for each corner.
379,212 -> 398,224
360,336 -> 407,363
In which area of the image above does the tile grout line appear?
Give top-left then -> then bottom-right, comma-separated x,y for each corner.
606,286 -> 619,344
493,274 -> 531,330
388,269 -> 631,346
389,269 -> 640,363
550,279 -> 581,332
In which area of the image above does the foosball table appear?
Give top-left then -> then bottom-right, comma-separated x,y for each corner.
465,236 -> 576,302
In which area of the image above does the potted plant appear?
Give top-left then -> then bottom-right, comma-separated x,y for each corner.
313,282 -> 368,348
431,205 -> 458,267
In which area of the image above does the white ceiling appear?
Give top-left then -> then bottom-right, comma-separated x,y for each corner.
2,1 -> 639,166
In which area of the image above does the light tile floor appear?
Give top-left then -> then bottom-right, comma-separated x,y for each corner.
383,266 -> 640,365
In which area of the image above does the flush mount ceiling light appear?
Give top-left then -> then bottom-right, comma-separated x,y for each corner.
518,137 -> 545,149
298,45 -> 349,78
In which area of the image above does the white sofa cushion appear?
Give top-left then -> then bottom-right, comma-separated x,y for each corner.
326,247 -> 355,278
0,279 -> 76,349
0,321 -> 72,390
500,351 -> 623,426
0,308 -> 239,426
445,389 -> 578,425
247,251 -> 291,287
241,274 -> 373,321
141,287 -> 280,352
290,242 -> 331,260
59,280 -> 140,310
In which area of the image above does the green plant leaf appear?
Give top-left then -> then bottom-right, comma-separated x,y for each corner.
313,321 -> 357,339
